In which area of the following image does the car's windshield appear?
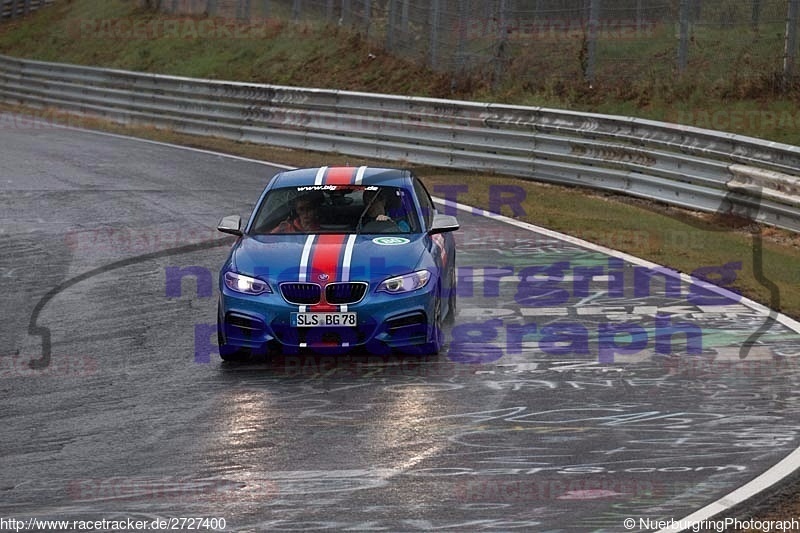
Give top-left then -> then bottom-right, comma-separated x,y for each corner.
249,185 -> 420,235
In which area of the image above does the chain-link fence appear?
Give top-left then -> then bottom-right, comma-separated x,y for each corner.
141,0 -> 800,90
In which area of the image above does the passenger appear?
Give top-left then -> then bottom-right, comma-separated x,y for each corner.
272,192 -> 322,233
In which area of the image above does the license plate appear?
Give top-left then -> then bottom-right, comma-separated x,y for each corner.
291,312 -> 357,327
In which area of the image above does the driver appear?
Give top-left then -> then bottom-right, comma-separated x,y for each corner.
362,189 -> 410,231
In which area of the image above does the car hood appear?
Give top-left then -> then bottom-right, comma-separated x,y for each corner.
231,233 -> 427,284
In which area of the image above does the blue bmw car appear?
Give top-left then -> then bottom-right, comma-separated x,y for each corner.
216,166 -> 459,360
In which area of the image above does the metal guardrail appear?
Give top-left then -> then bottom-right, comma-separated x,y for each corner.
0,53 -> 798,232
0,0 -> 53,20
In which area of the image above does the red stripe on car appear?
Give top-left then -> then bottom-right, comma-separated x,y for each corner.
324,167 -> 357,185
307,234 -> 348,311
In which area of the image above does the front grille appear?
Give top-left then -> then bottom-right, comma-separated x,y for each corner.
280,283 -> 321,305
325,282 -> 368,305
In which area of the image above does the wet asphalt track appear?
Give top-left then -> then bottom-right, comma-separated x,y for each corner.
3,121 -> 800,532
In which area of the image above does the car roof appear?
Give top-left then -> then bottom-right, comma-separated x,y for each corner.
269,167 -> 411,189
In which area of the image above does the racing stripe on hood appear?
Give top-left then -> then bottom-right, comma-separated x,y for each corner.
313,166 -> 329,185
297,234 -> 317,313
307,234 -> 349,312
354,166 -> 367,185
338,234 -> 357,312
311,166 -> 366,186
323,166 -> 358,185
298,235 -> 316,283
340,234 -> 357,283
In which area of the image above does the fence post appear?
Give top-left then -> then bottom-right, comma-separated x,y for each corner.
751,0 -> 761,31
429,0 -> 440,69
23,0 -> 30,16
262,0 -> 270,18
292,0 -> 300,22
207,0 -> 217,16
386,0 -> 396,51
678,0 -> 690,73
237,0 -> 252,20
10,0 -> 19,18
785,0 -> 800,84
342,0 -> 351,25
456,0 -> 467,72
492,0 -> 508,90
585,0 -> 600,84
636,0 -> 644,34
326,0 -> 333,22
363,0 -> 371,38
401,0 -> 409,36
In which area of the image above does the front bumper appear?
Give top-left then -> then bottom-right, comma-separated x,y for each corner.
218,281 -> 438,354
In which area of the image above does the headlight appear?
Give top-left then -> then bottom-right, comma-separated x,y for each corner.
224,271 -> 271,295
376,270 -> 431,294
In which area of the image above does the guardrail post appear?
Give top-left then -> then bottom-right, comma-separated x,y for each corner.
429,0 -> 440,70
785,0 -> 800,85
585,0 -> 600,84
341,0 -> 351,25
261,0 -> 269,18
207,0 -> 217,16
678,0 -> 690,73
325,0 -> 333,22
292,0 -> 300,22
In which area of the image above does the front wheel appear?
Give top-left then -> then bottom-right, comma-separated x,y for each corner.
445,275 -> 457,325
444,249 -> 457,325
408,290 -> 443,355
217,306 -> 250,362
219,344 -> 250,362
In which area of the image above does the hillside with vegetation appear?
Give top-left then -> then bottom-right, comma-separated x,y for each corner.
1,0 -> 799,144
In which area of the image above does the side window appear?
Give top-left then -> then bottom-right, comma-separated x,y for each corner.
413,177 -> 435,229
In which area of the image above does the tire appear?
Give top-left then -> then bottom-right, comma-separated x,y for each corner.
443,247 -> 457,324
412,289 -> 443,355
219,346 -> 249,362
217,308 -> 249,362
444,263 -> 457,325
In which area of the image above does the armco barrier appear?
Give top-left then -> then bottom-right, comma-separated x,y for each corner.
0,0 -> 53,20
0,54 -> 798,232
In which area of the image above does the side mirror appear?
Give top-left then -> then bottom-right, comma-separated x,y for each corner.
217,215 -> 243,236
429,213 -> 459,235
